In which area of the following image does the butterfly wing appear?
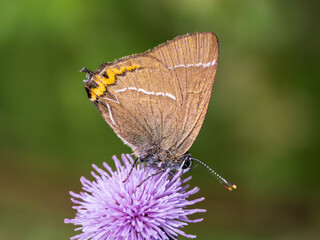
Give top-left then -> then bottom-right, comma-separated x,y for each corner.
148,32 -> 219,157
84,32 -> 218,158
86,55 -> 180,156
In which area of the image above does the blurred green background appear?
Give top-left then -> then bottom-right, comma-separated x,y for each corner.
1,0 -> 319,239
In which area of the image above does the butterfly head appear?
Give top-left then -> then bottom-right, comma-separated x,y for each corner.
180,153 -> 193,174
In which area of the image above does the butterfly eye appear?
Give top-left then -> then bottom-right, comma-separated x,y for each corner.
181,158 -> 193,172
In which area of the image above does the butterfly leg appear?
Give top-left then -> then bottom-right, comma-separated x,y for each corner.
137,169 -> 165,187
122,157 -> 140,183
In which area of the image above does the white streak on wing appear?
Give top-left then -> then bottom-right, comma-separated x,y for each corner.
167,64 -> 184,69
104,96 -> 136,149
106,102 -> 117,126
156,92 -> 164,96
105,95 -> 120,104
168,64 -> 185,69
167,59 -> 216,69
137,88 -> 155,95
165,93 -> 176,100
115,87 -> 176,100
128,87 -> 138,90
203,62 -> 210,67
203,59 -> 216,68
115,88 -> 127,93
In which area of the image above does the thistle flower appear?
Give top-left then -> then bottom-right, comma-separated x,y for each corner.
65,154 -> 206,240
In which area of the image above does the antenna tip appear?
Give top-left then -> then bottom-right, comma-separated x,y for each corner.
222,183 -> 237,191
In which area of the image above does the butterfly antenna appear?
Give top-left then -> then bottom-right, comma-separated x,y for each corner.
80,68 -> 95,77
192,158 -> 237,191
122,157 -> 139,183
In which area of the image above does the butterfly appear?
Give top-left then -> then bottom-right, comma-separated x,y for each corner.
82,32 -> 236,190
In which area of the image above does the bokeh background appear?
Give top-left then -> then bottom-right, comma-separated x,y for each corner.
1,0 -> 319,239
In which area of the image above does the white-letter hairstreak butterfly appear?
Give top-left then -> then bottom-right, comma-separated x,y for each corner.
82,32 -> 236,190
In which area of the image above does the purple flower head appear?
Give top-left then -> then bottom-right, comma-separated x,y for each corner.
65,154 -> 206,240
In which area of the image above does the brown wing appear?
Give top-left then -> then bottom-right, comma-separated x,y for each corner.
89,55 -> 181,156
85,32 -> 218,158
148,32 -> 218,157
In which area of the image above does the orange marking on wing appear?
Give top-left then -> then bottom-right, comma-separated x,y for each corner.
88,64 -> 141,101
91,80 -> 106,97
90,93 -> 97,101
